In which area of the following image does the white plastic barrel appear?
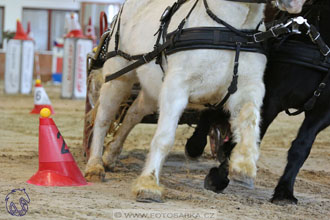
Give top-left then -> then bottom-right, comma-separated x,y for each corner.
62,36 -> 93,99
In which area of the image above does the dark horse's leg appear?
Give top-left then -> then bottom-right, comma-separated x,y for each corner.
272,110 -> 330,204
203,97 -> 281,192
185,109 -> 230,159
204,139 -> 234,192
185,110 -> 213,159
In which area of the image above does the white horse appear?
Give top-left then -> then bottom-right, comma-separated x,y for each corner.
85,0 -> 306,202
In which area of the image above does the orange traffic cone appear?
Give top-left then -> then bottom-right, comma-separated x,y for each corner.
85,17 -> 96,39
30,80 -> 55,114
27,108 -> 87,186
13,19 -> 33,41
65,13 -> 85,38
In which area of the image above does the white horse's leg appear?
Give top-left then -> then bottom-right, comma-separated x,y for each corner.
102,90 -> 158,170
226,74 -> 265,187
85,59 -> 135,182
132,74 -> 189,202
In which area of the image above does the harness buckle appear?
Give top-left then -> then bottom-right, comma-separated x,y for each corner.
142,55 -> 149,63
312,33 -> 320,42
253,32 -> 263,43
269,25 -> 281,37
323,47 -> 330,57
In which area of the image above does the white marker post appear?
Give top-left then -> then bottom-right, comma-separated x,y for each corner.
4,20 -> 34,94
62,30 -> 93,99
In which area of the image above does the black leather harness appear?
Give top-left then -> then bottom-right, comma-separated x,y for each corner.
90,0 -> 297,109
271,40 -> 330,72
269,0 -> 330,116
165,27 -> 266,55
272,40 -> 330,116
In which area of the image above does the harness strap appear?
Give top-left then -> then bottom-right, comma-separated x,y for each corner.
115,13 -> 122,52
105,50 -> 144,61
102,1 -> 297,91
283,25 -> 330,116
105,0 -> 200,83
166,27 -> 266,55
155,0 -> 199,71
206,42 -> 241,109
285,68 -> 330,116
105,40 -> 173,82
225,0 -> 270,3
103,9 -> 295,84
271,40 -> 330,71
309,24 -> 330,56
203,0 -> 250,38
253,25 -> 291,42
203,0 -> 292,43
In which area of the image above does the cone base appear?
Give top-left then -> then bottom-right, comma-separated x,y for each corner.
65,30 -> 86,38
30,105 -> 55,114
27,170 -> 87,187
14,35 -> 33,41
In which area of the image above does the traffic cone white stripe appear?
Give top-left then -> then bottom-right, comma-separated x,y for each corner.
30,80 -> 54,114
34,86 -> 51,105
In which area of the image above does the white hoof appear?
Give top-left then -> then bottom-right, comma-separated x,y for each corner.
85,157 -> 105,182
132,175 -> 164,203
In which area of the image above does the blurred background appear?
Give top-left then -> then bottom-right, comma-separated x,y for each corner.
0,0 -> 124,82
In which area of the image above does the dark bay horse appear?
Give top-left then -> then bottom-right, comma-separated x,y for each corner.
185,0 -> 330,204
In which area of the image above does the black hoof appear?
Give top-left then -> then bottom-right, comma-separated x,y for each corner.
185,134 -> 207,159
204,167 -> 230,193
271,190 -> 298,205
